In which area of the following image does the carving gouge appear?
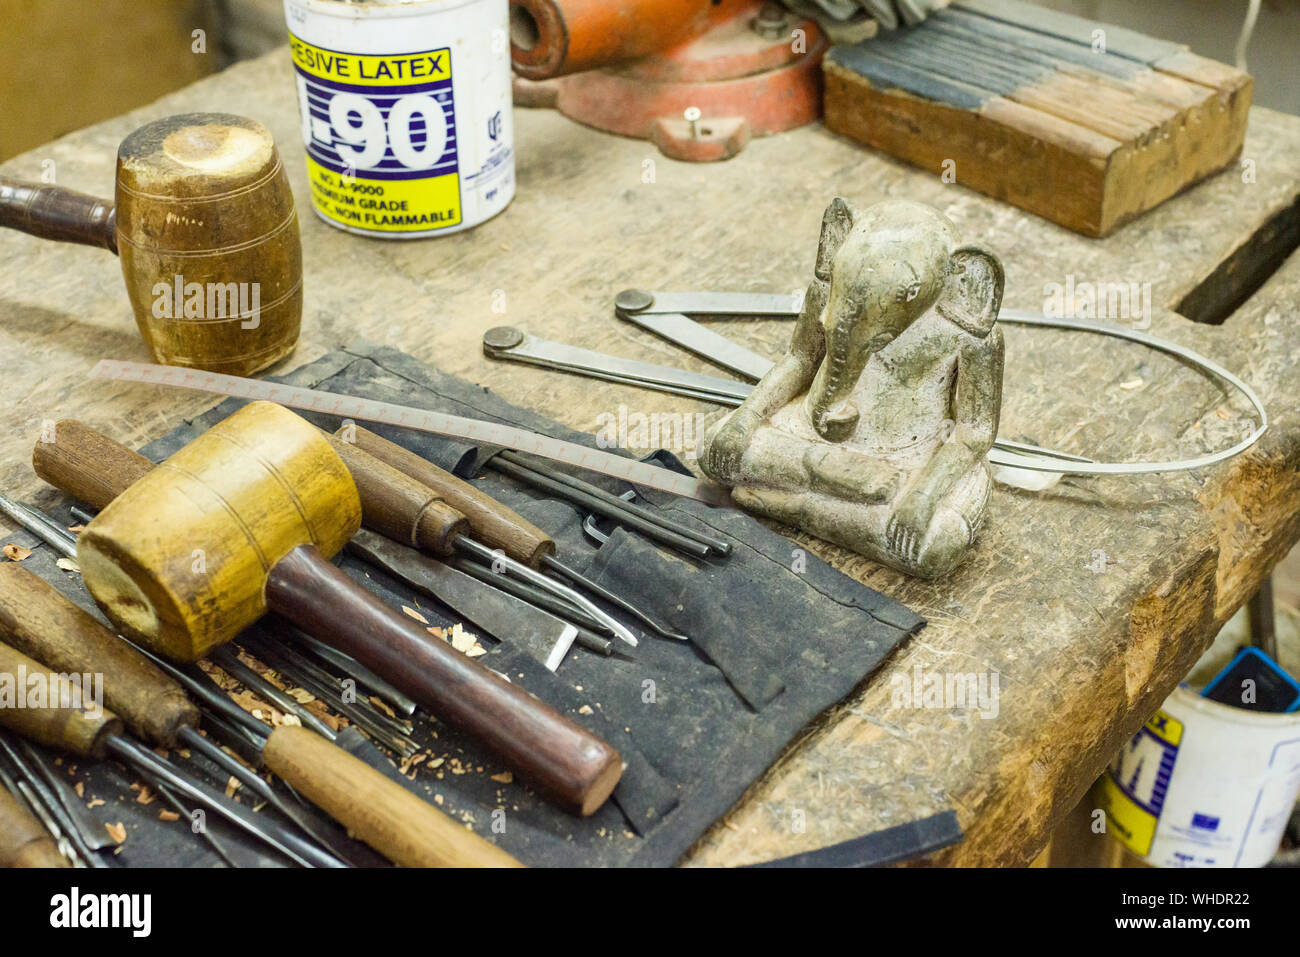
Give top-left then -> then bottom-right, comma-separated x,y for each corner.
325,430 -> 639,649
0,639 -> 337,868
0,771 -> 71,867
344,426 -> 690,641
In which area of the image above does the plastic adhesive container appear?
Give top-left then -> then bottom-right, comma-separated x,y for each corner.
1096,685 -> 1300,867
283,0 -> 514,238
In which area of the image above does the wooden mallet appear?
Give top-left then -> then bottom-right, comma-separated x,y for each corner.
0,112 -> 301,376
66,401 -> 623,817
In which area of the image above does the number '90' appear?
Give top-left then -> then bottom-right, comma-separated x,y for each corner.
296,78 -> 448,171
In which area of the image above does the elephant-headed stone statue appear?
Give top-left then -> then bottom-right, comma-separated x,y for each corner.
699,197 -> 1004,579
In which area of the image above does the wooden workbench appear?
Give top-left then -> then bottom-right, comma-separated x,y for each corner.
3,48 -> 1299,867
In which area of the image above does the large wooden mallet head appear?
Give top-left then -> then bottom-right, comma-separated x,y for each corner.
76,401 -> 359,662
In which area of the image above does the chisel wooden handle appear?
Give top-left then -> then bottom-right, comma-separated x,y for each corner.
325,434 -> 468,556
32,419 -> 151,511
0,786 -> 69,868
345,427 -> 555,567
0,178 -> 117,253
264,725 -> 521,868
0,562 -> 198,747
267,545 -> 622,816
0,641 -> 124,758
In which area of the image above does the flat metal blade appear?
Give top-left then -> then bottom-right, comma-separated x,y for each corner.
347,529 -> 582,672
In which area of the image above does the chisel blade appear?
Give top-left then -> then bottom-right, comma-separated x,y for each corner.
347,530 -> 582,673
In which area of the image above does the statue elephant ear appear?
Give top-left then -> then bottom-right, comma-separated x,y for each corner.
941,245 -> 1005,336
814,197 -> 858,282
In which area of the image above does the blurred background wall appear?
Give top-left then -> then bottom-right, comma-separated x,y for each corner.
1,0 -> 1295,162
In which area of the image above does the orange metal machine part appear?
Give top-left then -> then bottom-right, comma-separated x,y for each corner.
510,0 -> 829,161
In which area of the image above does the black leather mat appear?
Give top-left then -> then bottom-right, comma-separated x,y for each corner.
2,343 -> 926,867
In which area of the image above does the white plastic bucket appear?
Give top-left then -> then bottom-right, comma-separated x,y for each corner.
283,0 -> 514,238
1096,685 -> 1300,867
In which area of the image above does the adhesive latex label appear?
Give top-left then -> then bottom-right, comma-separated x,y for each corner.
1094,709 -> 1183,857
289,35 -> 462,233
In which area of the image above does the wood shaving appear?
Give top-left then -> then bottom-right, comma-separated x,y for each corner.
403,605 -> 430,624
136,787 -> 155,806
225,777 -> 241,798
105,822 -> 126,845
2,543 -> 32,562
158,810 -> 180,822
87,799 -> 105,809
490,771 -> 512,784
74,782 -> 84,798
55,557 -> 80,573
578,705 -> 594,715
1119,378 -> 1144,390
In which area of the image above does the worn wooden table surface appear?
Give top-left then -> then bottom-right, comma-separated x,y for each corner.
3,49 -> 1299,866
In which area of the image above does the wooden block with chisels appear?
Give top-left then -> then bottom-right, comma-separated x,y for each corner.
822,0 -> 1253,237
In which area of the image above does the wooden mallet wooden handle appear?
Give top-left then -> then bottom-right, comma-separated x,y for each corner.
0,178 -> 117,252
40,405 -> 622,816
264,725 -> 521,868
0,786 -> 70,868
265,544 -> 622,815
345,426 -> 556,567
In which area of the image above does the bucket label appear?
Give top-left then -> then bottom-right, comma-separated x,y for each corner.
289,34 -> 463,233
1095,709 -> 1183,856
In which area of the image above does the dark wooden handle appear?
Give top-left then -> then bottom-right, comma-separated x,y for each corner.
0,562 -> 198,747
0,786 -> 70,868
346,427 -> 555,567
264,725 -> 523,867
0,178 -> 117,253
265,545 -> 622,816
32,419 -> 152,511
0,641 -> 124,758
326,434 -> 468,555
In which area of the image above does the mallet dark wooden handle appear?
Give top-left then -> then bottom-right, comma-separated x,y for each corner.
345,426 -> 556,567
267,545 -> 622,815
0,786 -> 70,868
0,178 -> 117,253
